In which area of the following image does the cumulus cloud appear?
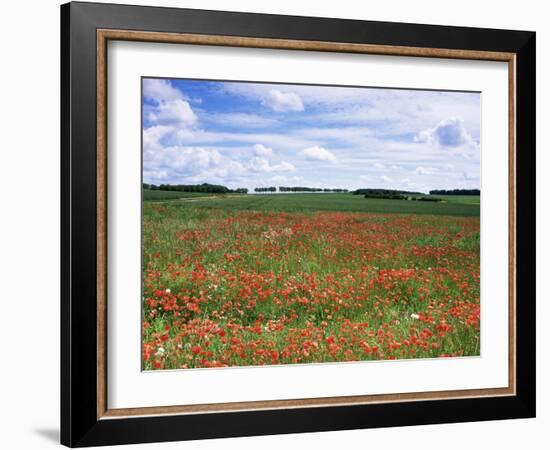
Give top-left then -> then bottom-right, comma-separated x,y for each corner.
262,90 -> 304,112
142,79 -> 480,191
147,99 -> 197,126
276,161 -> 297,171
143,169 -> 169,181
143,125 -> 172,153
144,79 -> 197,128
247,157 -> 295,173
143,79 -> 186,103
143,146 -> 247,184
415,118 -> 476,148
253,144 -> 273,157
301,146 -> 336,163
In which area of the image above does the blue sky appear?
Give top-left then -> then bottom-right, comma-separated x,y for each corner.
142,78 -> 480,193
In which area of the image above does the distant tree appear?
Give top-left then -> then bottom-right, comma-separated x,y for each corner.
361,190 -> 442,202
414,196 -> 442,202
143,183 -> 237,194
365,193 -> 408,200
354,188 -> 424,196
429,189 -> 480,196
278,186 -> 349,193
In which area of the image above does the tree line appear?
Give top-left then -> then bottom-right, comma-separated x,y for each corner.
143,183 -> 248,194
143,184 -> 479,197
278,186 -> 349,192
429,189 -> 480,195
352,188 -> 442,201
254,186 -> 349,192
353,188 -> 424,197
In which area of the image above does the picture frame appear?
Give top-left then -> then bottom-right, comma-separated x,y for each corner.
61,1 -> 536,447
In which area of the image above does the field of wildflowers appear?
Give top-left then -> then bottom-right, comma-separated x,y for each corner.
142,201 -> 480,370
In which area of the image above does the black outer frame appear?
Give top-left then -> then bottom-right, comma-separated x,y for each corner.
61,1 -> 536,447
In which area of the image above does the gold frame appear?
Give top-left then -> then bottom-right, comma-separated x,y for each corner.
96,29 -> 516,420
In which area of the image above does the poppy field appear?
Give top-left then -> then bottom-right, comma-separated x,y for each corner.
142,195 -> 480,370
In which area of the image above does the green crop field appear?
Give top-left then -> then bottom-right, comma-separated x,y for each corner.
434,195 -> 480,205
142,191 -> 480,370
142,189 -> 481,370
143,190 -> 480,216
143,190 -> 219,201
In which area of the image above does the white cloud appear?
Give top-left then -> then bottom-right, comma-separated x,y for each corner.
143,80 -> 480,192
262,90 -> 304,112
147,99 -> 197,126
301,146 -> 336,163
247,157 -> 295,173
248,157 -> 271,172
143,79 -> 186,103
162,128 -> 314,152
415,118 -> 476,148
220,81 -> 479,141
143,146 -> 247,185
400,178 -> 412,188
143,169 -> 169,181
276,161 -> 296,171
253,144 -> 273,157
271,175 -> 304,183
143,125 -> 172,154
144,79 -> 197,128
463,171 -> 479,180
205,112 -> 277,128
414,166 -> 438,175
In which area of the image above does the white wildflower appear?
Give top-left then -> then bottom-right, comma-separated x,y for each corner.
165,288 -> 171,294
410,313 -> 420,320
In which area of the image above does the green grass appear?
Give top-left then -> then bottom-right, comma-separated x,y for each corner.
143,190 -> 219,201
148,192 -> 480,216
142,204 -> 480,369
433,195 -> 480,205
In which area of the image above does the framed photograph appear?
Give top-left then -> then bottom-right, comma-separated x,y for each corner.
61,1 -> 536,447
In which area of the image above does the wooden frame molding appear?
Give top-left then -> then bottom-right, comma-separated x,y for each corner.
96,28 -> 517,420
